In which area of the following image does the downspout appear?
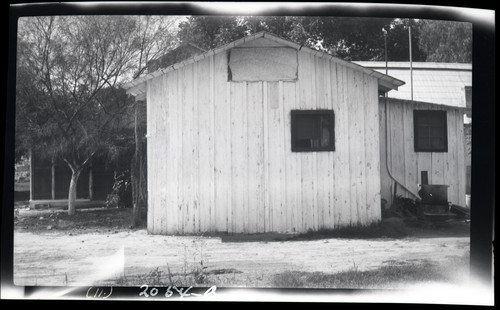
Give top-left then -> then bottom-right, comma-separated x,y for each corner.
384,96 -> 420,201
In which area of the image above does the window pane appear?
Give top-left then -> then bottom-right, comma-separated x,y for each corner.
291,110 -> 334,152
431,138 -> 444,149
418,137 -> 430,149
430,126 -> 443,137
296,138 -> 311,148
320,115 -> 331,147
296,115 -> 320,139
414,110 -> 447,152
418,117 -> 430,127
428,115 -> 443,127
417,126 -> 429,137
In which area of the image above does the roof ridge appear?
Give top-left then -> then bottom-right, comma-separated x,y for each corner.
123,32 -> 404,92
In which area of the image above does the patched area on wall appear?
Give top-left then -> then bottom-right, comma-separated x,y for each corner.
228,38 -> 298,82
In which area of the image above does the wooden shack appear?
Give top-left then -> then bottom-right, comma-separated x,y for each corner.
124,32 -> 404,234
379,97 -> 469,207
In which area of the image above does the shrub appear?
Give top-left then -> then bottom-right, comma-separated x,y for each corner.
105,170 -> 132,208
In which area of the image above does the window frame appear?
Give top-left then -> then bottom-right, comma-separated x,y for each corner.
413,110 -> 448,152
291,109 -> 335,152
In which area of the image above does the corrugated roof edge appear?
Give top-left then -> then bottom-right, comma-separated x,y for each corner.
382,97 -> 472,111
122,31 -> 405,92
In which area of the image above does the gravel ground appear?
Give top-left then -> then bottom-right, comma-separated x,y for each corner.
13,209 -> 470,287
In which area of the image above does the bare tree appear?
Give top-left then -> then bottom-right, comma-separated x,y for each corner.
16,15 -> 179,216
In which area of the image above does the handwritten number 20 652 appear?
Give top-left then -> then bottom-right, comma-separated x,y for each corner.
139,285 -> 216,298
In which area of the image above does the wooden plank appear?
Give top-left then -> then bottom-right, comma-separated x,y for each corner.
298,51 -> 314,231
347,68 -> 359,226
446,109 -> 459,204
176,66 -> 185,234
371,79 -> 382,222
263,81 -> 269,232
268,81 -> 280,231
356,70 -> 367,226
334,64 -> 351,227
230,81 -> 247,233
188,64 -> 197,233
247,82 -> 265,233
158,74 -> 167,234
214,52 -> 230,232
158,75 -> 167,233
278,80 -> 288,232
192,62 -> 200,233
311,55 -> 318,230
403,99 -> 418,199
243,82 -> 249,233
315,56 -> 329,229
456,111 -> 466,206
152,77 -> 162,233
209,55 -> 216,232
259,81 -> 266,233
364,75 -> 381,224
181,65 -> 193,233
163,74 -> 171,233
388,98 -> 404,204
283,81 -> 297,232
226,73 -> 233,233
247,81 -> 257,232
326,61 -> 336,229
281,82 -> 292,232
431,153 -> 445,185
146,79 -> 154,232
197,58 -> 211,232
166,70 -> 179,234
319,58 -> 333,229
378,99 -> 390,204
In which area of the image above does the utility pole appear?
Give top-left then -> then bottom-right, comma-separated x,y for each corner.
409,25 -> 413,101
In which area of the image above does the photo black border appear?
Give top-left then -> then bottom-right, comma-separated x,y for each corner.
2,1 -> 495,305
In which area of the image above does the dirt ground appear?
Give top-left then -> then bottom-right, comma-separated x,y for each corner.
13,207 -> 471,288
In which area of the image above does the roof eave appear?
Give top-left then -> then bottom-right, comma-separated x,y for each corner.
122,31 -> 405,93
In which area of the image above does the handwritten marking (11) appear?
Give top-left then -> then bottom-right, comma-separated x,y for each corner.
86,286 -> 113,299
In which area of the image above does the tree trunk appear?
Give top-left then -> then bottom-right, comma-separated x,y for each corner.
68,170 -> 81,216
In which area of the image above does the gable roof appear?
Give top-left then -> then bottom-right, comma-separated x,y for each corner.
123,32 -> 405,99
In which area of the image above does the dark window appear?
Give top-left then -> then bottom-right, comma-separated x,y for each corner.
414,110 -> 448,152
291,110 -> 334,152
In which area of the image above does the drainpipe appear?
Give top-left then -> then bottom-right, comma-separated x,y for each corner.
384,97 -> 420,202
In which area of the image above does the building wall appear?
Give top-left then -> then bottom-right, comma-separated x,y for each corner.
147,46 -> 382,234
379,98 -> 467,207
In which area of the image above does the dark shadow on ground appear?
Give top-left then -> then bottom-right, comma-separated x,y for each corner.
218,217 -> 470,243
14,207 -> 146,234
14,207 -> 469,241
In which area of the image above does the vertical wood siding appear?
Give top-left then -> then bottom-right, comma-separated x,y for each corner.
379,98 -> 467,207
147,49 -> 381,234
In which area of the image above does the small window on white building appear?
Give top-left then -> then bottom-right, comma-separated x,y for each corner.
414,110 -> 448,152
291,110 -> 335,152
